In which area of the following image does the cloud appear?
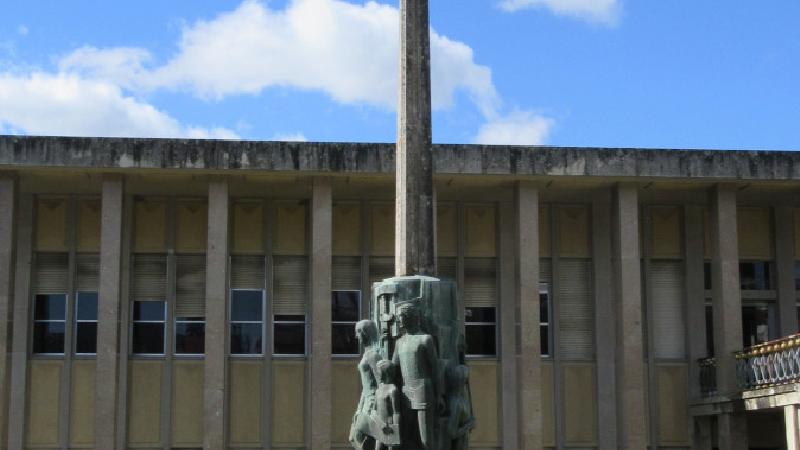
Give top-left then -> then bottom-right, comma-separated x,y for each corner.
498,0 -> 620,25
17,25 -> 29,36
474,111 -> 553,145
270,132 -> 307,142
0,72 -> 238,139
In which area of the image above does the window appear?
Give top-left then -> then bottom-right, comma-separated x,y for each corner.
465,307 -> 496,357
33,294 -> 67,354
332,290 -> 361,355
540,285 -> 551,357
75,292 -> 98,355
742,303 -> 777,348
175,317 -> 205,355
274,314 -> 305,356
705,303 -> 714,357
740,262 -> 773,290
175,255 -> 206,355
231,290 -> 264,355
132,301 -> 166,355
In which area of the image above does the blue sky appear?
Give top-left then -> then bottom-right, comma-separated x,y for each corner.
1,0 -> 799,150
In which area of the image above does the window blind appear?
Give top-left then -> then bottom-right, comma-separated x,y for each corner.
437,257 -> 457,282
557,259 -> 593,360
273,256 -> 307,315
35,252 -> 69,294
464,257 -> 497,308
132,254 -> 167,301
230,255 -> 265,290
176,254 -> 206,319
333,256 -> 361,291
650,260 -> 686,359
76,253 -> 99,292
369,257 -> 394,286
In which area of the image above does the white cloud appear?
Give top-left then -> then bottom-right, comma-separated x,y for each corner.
270,132 -> 307,142
498,0 -> 620,25
0,72 -> 238,139
474,111 -> 553,145
17,25 -> 29,36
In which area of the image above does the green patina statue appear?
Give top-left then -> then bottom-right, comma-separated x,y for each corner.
350,276 -> 475,450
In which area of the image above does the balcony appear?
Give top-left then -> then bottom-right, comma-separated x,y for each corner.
735,333 -> 800,390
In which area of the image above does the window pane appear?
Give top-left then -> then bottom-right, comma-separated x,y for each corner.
275,315 -> 304,322
34,294 -> 66,320
33,322 -> 65,354
133,301 -> 165,321
539,293 -> 549,323
740,262 -> 772,290
466,324 -> 496,356
742,305 -> 774,348
76,292 -> 98,321
332,323 -> 358,355
175,322 -> 205,354
332,291 -> 360,322
132,323 -> 165,354
231,323 -> 262,355
75,322 -> 97,354
465,307 -> 496,323
540,325 -> 549,356
231,291 -> 263,322
705,304 -> 714,357
275,323 -> 305,355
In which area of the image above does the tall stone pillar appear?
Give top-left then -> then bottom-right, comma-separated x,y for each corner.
204,179 -> 229,450
709,185 -> 747,450
785,405 -> 800,450
612,184 -> 647,450
775,206 -> 798,335
309,178 -> 332,450
685,206 -> 707,400
6,194 -> 33,450
592,189 -> 617,450
516,182 -> 542,450
95,176 -> 125,450
396,0 -> 434,277
0,174 -> 16,448
499,201 -> 519,449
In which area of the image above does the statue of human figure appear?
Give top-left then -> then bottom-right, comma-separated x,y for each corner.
350,320 -> 382,450
373,360 -> 400,450
445,364 -> 475,450
392,303 -> 443,450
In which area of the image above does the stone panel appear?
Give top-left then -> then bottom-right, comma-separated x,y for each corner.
333,203 -> 361,256
77,197 -> 101,252
36,196 -> 68,251
230,360 -> 262,446
370,204 -> 394,256
233,201 -> 264,254
436,204 -> 457,257
26,360 -> 62,447
465,205 -> 496,257
274,202 -> 307,255
128,360 -> 163,446
69,360 -> 96,446
134,198 -> 167,252
542,362 -> 555,447
738,207 -> 773,260
331,360 -> 361,446
540,205 -> 551,258
272,361 -> 305,446
175,200 -> 208,253
171,361 -> 204,447
657,364 -> 689,446
563,363 -> 597,446
467,360 -> 499,447
650,206 -> 682,258
558,205 -> 590,258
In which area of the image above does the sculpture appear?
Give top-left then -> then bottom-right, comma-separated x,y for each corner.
350,276 -> 474,450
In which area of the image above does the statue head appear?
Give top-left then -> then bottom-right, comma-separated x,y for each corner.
396,303 -> 420,333
355,319 -> 378,347
376,359 -> 394,383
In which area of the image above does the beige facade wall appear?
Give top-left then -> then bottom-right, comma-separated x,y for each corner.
563,362 -> 597,446
539,205 -> 551,257
542,361 -> 555,447
274,202 -> 307,255
656,363 -> 689,446
232,201 -> 264,254
134,198 -> 167,252
35,196 -> 68,251
370,204 -> 394,256
331,360 -> 361,446
738,207 -> 773,260
437,203 -> 457,257
69,360 -> 96,447
333,203 -> 362,256
272,360 -> 305,447
558,205 -> 590,257
465,205 -> 496,257
77,197 -> 101,252
171,361 -> 204,447
175,200 -> 208,253
127,360 -> 163,446
467,360 -> 499,448
229,360 -> 262,446
26,360 -> 62,447
650,206 -> 682,259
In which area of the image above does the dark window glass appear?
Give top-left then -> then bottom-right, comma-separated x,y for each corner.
274,323 -> 305,355
465,325 -> 496,356
332,291 -> 360,322
465,307 -> 496,323
231,291 -> 263,322
75,322 -> 98,354
132,322 -> 165,354
705,304 -> 714,357
742,304 -> 777,348
540,325 -> 549,357
175,322 -> 205,354
231,323 -> 263,355
275,315 -> 305,322
76,292 -> 98,321
740,262 -> 773,290
34,294 -> 66,320
539,293 -> 549,323
134,301 -> 166,321
33,322 -> 65,354
332,323 -> 358,355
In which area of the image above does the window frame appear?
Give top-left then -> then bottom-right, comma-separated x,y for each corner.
464,305 -> 498,358
230,288 -> 266,357
131,300 -> 168,357
74,291 -> 98,356
174,315 -> 206,356
32,293 -> 68,356
331,289 -> 362,357
273,313 -> 307,357
539,283 -> 552,358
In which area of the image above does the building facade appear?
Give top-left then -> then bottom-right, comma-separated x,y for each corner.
1,136 -> 800,450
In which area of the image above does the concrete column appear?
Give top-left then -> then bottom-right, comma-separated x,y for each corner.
498,201 -> 519,449
516,182 -> 542,450
395,0 -> 434,277
692,416 -> 712,450
612,184 -> 647,450
95,176 -> 125,450
592,189 -> 617,450
0,174 -> 16,448
709,185 -> 742,395
6,194 -> 33,450
786,405 -> 800,450
775,206 -> 798,335
203,179 -> 229,450
717,413 -> 747,450
309,178 -> 332,450
685,206 -> 707,401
